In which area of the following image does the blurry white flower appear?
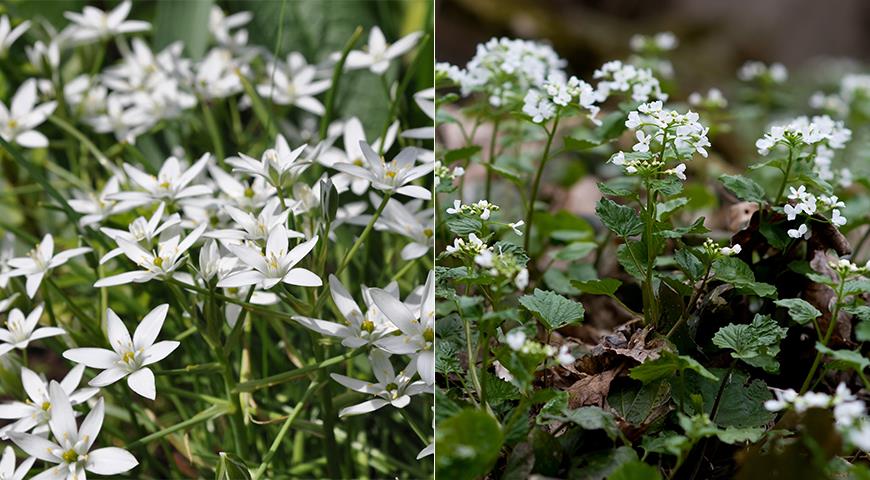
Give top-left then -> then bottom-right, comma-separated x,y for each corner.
506,330 -> 526,351
787,223 -> 808,239
345,27 -> 422,75
257,58 -> 330,115
0,15 -> 30,56
8,383 -> 138,476
373,196 -> 433,260
0,79 -> 57,148
556,345 -> 575,365
0,305 -> 65,357
25,40 -> 60,72
3,234 -> 92,298
62,0 -> 150,44
64,305 -> 178,399
0,445 -> 34,480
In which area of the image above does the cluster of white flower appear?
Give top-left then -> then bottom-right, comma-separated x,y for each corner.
756,115 -> 853,186
434,160 -> 465,187
765,383 -> 870,451
629,32 -> 678,53
0,2 -> 435,474
611,101 -> 709,181
505,329 -> 574,365
810,73 -> 870,119
783,186 -> 847,238
840,73 -> 870,104
688,88 -> 728,109
704,238 -> 742,257
522,74 -> 601,124
828,257 -> 870,277
593,60 -> 668,103
437,37 -> 566,107
738,61 -> 788,84
446,199 -> 499,220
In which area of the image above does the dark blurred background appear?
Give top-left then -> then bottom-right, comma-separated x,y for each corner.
436,0 -> 870,95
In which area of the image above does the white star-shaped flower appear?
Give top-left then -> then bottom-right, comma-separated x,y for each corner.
345,27 -> 423,75
330,350 -> 429,417
64,304 -> 178,399
3,234 -> 92,298
8,382 -> 139,477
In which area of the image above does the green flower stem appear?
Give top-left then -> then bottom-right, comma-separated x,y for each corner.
774,146 -> 795,205
252,381 -> 322,480
641,178 -> 659,326
484,116 -> 501,201
337,192 -> 390,276
800,275 -> 846,394
524,117 -> 560,254
666,263 -> 712,338
234,348 -> 365,393
47,116 -> 114,172
126,404 -> 229,449
399,407 -> 430,444
155,363 -> 223,376
320,26 -> 364,140
462,312 -> 485,409
199,98 -> 226,167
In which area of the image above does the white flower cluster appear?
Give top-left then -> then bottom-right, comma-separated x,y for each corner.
755,115 -> 852,187
810,73 -> 870,119
437,37 -> 566,107
783,186 -> 847,238
755,115 -> 849,156
828,257 -> 870,277
688,88 -> 728,109
446,199 -> 499,220
593,60 -> 668,103
738,61 -> 788,84
611,101 -> 710,181
505,329 -> 574,366
522,74 -> 601,124
765,383 -> 870,451
704,238 -> 742,257
434,160 -> 465,187
629,32 -> 678,53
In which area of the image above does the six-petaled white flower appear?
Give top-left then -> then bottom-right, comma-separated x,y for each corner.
3,234 -> 92,298
8,382 -> 139,477
64,305 -> 178,399
330,350 -> 429,417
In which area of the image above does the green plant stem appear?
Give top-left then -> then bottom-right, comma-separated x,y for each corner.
252,381 -> 321,480
335,193 -> 391,276
774,147 -> 795,205
127,404 -> 228,449
399,408 -> 429,444
484,117 -> 501,200
800,276 -> 846,394
666,263 -> 712,338
523,117 -> 560,253
200,99 -> 225,167
642,178 -> 659,326
462,314 -> 485,409
235,349 -> 365,393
